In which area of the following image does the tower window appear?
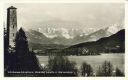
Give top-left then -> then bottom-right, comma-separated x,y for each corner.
13,33 -> 14,37
13,10 -> 15,13
13,25 -> 14,28
13,19 -> 15,22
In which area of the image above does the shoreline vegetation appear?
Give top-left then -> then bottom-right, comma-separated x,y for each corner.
5,54 -> 124,77
36,54 -> 124,75
36,53 -> 124,56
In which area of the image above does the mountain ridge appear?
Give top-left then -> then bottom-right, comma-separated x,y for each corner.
26,25 -> 124,45
63,29 -> 125,55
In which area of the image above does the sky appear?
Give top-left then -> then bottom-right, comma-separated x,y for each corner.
4,3 -> 124,31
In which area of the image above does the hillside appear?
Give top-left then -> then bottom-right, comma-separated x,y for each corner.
62,29 -> 125,55
26,29 -> 53,44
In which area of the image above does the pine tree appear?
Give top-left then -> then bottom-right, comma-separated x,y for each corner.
4,28 -> 10,75
14,28 -> 41,71
96,61 -> 113,76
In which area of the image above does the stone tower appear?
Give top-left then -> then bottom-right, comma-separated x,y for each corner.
7,6 -> 17,47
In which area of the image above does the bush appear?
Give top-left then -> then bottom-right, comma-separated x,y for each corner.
115,67 -> 124,76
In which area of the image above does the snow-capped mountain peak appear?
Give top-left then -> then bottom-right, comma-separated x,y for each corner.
107,24 -> 124,34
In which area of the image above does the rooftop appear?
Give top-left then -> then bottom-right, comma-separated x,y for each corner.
7,6 -> 17,10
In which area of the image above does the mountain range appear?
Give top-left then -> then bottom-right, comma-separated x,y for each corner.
26,25 -> 123,45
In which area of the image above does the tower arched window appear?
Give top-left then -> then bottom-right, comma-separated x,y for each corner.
13,25 -> 14,28
13,33 -> 14,37
12,18 -> 15,22
13,10 -> 15,13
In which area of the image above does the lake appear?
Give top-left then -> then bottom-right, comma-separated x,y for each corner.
36,53 -> 124,72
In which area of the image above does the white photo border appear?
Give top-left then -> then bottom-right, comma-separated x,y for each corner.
0,0 -> 127,80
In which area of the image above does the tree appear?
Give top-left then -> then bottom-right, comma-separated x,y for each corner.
15,28 -> 29,57
46,54 -> 78,76
14,28 -> 41,71
115,67 -> 124,76
80,62 -> 93,76
4,28 -> 10,76
96,61 -> 113,76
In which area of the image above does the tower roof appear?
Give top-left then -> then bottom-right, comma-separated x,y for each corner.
7,6 -> 17,10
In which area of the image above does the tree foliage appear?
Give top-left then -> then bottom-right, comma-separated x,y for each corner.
46,54 -> 78,76
14,28 -> 41,71
6,28 -> 41,71
80,62 -> 93,76
115,67 -> 124,76
96,61 -> 113,76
